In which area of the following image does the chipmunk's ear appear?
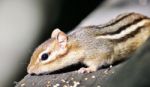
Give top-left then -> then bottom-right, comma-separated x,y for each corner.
51,28 -> 68,48
51,28 -> 61,38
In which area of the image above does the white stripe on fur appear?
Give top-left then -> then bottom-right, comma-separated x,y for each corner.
96,20 -> 150,39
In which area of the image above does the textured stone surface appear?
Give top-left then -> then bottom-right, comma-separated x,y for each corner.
16,38 -> 150,87
15,64 -> 121,87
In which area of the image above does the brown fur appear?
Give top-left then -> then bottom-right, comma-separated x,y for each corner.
27,12 -> 150,74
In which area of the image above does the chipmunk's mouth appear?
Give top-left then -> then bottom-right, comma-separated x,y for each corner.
27,65 -> 41,75
28,63 -> 86,75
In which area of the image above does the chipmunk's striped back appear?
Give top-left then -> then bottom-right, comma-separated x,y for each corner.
94,12 -> 150,40
91,12 -> 150,62
81,12 -> 150,63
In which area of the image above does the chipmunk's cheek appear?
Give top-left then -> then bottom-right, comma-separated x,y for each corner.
39,66 -> 50,73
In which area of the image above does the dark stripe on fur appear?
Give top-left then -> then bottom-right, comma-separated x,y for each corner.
103,18 -> 145,35
85,13 -> 134,29
112,26 -> 145,42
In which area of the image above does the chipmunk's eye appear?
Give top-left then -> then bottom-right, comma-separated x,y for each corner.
41,53 -> 49,61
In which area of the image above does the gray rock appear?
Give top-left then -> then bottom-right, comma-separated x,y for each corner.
15,38 -> 150,87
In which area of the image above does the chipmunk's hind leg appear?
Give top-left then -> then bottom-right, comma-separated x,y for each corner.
78,50 -> 112,73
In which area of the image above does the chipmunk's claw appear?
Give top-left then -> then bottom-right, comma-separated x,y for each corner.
78,67 -> 96,73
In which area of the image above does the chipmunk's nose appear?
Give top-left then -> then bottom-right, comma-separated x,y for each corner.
27,66 -> 41,75
27,66 -> 35,74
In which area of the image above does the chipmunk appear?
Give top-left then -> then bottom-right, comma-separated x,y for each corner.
27,12 -> 150,75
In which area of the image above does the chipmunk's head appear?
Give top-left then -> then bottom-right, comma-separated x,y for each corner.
27,29 -> 70,75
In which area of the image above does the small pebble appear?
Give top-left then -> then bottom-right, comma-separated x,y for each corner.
53,83 -> 60,87
56,84 -> 60,86
84,78 -> 88,80
63,85 -> 68,87
104,70 -> 109,74
61,79 -> 66,83
92,75 -> 95,78
71,77 -> 74,80
97,85 -> 101,87
66,81 -> 69,84
46,84 -> 51,87
47,81 -> 51,84
73,81 -> 80,87
110,65 -> 112,68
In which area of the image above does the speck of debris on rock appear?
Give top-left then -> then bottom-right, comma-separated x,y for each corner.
56,84 -> 60,86
97,85 -> 101,87
84,78 -> 88,80
61,79 -> 66,83
46,84 -> 51,87
53,83 -> 60,87
73,81 -> 80,87
110,65 -> 112,68
63,85 -> 68,87
20,83 -> 25,87
71,77 -> 74,80
66,81 -> 69,84
104,70 -> 109,74
92,75 -> 95,78
47,81 -> 51,84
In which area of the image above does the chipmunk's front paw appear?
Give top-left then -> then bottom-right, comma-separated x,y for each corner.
78,67 -> 97,73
